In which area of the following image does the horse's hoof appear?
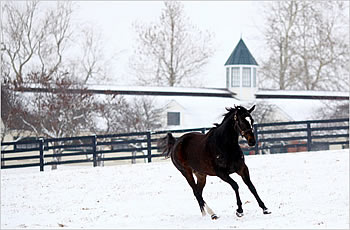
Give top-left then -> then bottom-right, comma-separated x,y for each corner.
211,214 -> 219,220
236,211 -> 244,217
263,209 -> 271,214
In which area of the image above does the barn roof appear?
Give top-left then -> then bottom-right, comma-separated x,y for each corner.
255,90 -> 349,100
17,85 -> 236,98
15,84 -> 348,127
224,38 -> 258,66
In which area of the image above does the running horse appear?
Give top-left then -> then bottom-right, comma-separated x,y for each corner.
159,105 -> 271,219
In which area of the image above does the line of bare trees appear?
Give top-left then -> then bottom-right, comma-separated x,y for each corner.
1,1 -> 216,143
260,1 -> 349,91
1,1 -> 163,143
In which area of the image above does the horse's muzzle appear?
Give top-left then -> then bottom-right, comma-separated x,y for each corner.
246,135 -> 256,146
248,139 -> 256,146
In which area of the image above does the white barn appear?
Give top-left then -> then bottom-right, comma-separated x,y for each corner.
83,38 -> 348,131
13,38 -> 349,132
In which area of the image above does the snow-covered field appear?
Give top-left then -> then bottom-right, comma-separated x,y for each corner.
1,149 -> 349,229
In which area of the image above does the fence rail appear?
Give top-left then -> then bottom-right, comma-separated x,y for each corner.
1,118 -> 348,171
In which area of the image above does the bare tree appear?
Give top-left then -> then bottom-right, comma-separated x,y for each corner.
244,101 -> 282,125
1,83 -> 30,142
98,96 -> 163,134
127,96 -> 163,132
80,28 -> 106,84
0,58 -> 34,142
293,1 -> 349,91
130,1 -> 214,86
260,1 -> 349,91
1,1 -> 113,86
97,95 -> 130,134
18,72 -> 97,139
1,1 -> 114,170
313,101 -> 349,120
311,100 -> 349,141
1,1 -> 112,136
260,1 -> 300,90
18,71 -> 98,169
70,26 -> 118,85
2,1 -> 73,87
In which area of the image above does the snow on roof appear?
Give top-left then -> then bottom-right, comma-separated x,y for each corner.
256,90 -> 349,100
17,84 -> 347,129
19,84 -> 236,98
85,84 -> 235,97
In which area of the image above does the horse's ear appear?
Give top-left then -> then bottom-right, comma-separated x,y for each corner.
248,105 -> 256,113
225,107 -> 232,111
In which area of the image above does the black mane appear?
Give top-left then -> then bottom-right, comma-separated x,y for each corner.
211,105 -> 248,130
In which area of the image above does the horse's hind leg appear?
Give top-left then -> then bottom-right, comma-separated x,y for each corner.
194,172 -> 218,220
237,163 -> 271,215
179,168 -> 209,217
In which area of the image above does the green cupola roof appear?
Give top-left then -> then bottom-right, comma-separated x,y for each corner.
225,39 -> 258,66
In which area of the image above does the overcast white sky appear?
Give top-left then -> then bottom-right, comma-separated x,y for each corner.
73,1 -> 266,88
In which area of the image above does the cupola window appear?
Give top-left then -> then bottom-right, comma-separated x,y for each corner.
226,68 -> 230,88
242,67 -> 251,87
231,67 -> 240,87
253,68 -> 256,87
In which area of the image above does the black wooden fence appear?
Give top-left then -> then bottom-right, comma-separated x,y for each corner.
1,118 -> 348,171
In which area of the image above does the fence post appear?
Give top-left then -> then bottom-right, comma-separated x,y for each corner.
39,138 -> 44,172
307,122 -> 312,151
92,135 -> 97,167
201,128 -> 206,134
254,124 -> 259,155
146,132 -> 152,163
1,147 -> 5,167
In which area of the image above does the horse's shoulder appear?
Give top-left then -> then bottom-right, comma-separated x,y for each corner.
213,148 -> 245,173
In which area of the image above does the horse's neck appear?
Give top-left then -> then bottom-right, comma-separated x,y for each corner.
209,124 -> 242,168
214,121 -> 239,147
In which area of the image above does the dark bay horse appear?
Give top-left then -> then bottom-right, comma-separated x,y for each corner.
159,105 -> 270,219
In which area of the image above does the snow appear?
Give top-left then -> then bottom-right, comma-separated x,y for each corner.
1,149 -> 349,229
256,90 -> 349,98
85,84 -> 232,95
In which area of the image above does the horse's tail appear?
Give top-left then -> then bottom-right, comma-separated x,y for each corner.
158,133 -> 176,158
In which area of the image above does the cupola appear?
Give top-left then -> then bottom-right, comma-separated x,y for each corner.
224,38 -> 258,101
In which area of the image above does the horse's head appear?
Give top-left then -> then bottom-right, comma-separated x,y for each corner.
228,105 -> 256,146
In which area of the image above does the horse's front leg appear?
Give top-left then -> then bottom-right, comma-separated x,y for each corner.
237,163 -> 271,215
216,171 -> 244,217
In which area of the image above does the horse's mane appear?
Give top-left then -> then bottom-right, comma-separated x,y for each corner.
210,106 -> 248,130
